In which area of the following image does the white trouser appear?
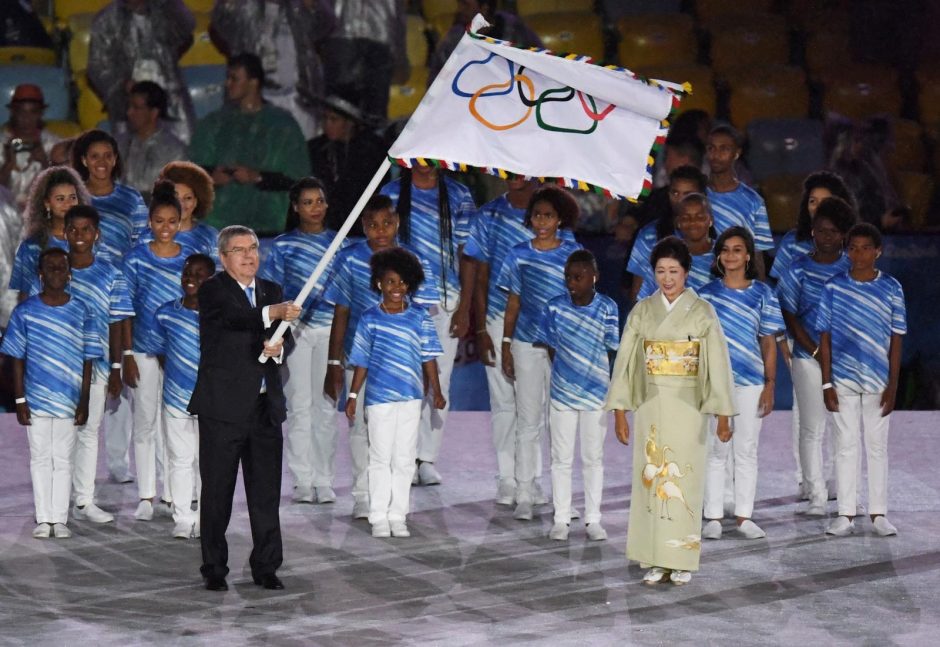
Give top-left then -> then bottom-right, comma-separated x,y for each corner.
549,406 -> 607,524
485,317 -> 517,483
72,380 -> 108,507
104,385 -> 133,478
791,357 -> 829,506
132,353 -> 168,501
705,385 -> 765,519
831,388 -> 890,517
417,305 -> 459,463
367,399 -> 421,524
164,411 -> 200,526
284,324 -> 337,488
27,417 -> 76,524
511,340 -> 550,503
345,369 -> 369,503
791,384 -> 802,486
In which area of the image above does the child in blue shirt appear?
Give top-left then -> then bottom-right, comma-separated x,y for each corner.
497,185 -> 582,521
260,177 -> 348,505
122,180 -> 188,521
154,253 -> 215,540
699,227 -> 784,541
777,197 -> 856,514
538,250 -> 619,542
819,223 -> 906,538
2,248 -> 98,539
346,247 -> 445,539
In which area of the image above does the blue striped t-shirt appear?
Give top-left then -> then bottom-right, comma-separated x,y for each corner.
91,183 -> 149,262
123,243 -> 187,354
770,229 -> 814,281
708,183 -> 774,251
625,221 -> 660,285
139,222 -> 220,266
777,252 -> 851,360
153,298 -> 200,417
638,251 -> 715,299
8,235 -> 69,293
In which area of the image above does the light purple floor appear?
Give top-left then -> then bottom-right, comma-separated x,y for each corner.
0,411 -> 937,645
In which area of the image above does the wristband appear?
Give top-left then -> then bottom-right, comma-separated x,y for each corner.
775,333 -> 786,342
502,336 -> 512,344
347,392 -> 358,399
476,328 -> 487,335
111,363 -> 122,370
122,350 -> 134,357
327,359 -> 342,367
822,382 -> 834,390
15,397 -> 26,405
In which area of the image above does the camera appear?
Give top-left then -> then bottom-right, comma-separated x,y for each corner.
10,138 -> 36,153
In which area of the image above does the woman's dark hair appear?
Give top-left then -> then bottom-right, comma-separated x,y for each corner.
395,166 -> 452,301
650,235 -> 692,272
72,129 -> 122,182
64,204 -> 100,229
38,246 -> 69,271
524,185 -> 579,229
369,247 -> 425,297
846,222 -> 883,249
159,161 -> 214,218
285,177 -> 328,232
149,180 -> 182,219
812,196 -> 857,234
796,171 -> 855,241
711,225 -> 758,279
565,249 -> 598,273
657,165 -> 708,239
184,253 -> 216,275
24,166 -> 91,248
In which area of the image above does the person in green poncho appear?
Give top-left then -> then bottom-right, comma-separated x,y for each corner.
188,53 -> 310,236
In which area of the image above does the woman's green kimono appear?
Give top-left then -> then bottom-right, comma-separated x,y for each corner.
606,289 -> 735,572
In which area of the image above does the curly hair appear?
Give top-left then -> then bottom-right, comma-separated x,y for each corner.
369,247 -> 425,297
524,185 -> 579,229
149,180 -> 182,219
795,171 -> 855,242
650,235 -> 692,272
813,196 -> 857,234
158,161 -> 215,218
71,129 -> 122,181
184,252 -> 216,275
23,166 -> 91,247
711,225 -> 758,279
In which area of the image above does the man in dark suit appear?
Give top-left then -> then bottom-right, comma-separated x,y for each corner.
189,224 -> 301,591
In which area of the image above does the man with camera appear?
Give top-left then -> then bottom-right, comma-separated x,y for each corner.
0,84 -> 60,210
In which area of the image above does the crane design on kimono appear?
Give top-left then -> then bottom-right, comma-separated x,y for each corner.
642,425 -> 695,520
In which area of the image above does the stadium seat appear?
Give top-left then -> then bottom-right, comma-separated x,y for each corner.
746,118 -> 825,182
0,47 -> 56,66
389,66 -> 428,122
821,65 -> 901,119
75,75 -> 107,130
67,13 -> 94,74
617,13 -> 696,70
182,64 -> 226,120
886,119 -> 926,173
787,0 -> 851,33
696,0 -> 773,23
406,14 -> 431,68
526,11 -> 604,60
804,28 -> 853,77
760,173 -> 805,233
55,0 -> 109,22
707,13 -> 789,74
517,0 -> 595,15
916,67 -> 940,133
422,0 -> 454,21
178,13 -> 225,67
725,65 -> 809,129
427,11 -> 456,40
636,64 -> 716,116
183,0 -> 214,12
896,171 -> 935,229
0,66 -> 70,124
45,120 -> 83,138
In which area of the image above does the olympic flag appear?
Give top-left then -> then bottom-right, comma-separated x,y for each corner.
388,14 -> 689,200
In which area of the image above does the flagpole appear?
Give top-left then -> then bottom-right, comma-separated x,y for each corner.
258,156 -> 393,362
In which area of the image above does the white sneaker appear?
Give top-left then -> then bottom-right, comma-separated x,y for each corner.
496,479 -> 516,506
586,523 -> 608,541
702,520 -> 722,539
352,499 -> 370,520
533,482 -> 548,506
805,502 -> 827,517
315,486 -> 336,504
173,521 -> 194,539
513,501 -> 533,521
73,503 -> 114,524
643,567 -> 669,585
670,570 -> 692,585
549,522 -> 569,541
826,516 -> 855,536
417,462 -> 442,485
872,516 -> 898,536
32,523 -> 52,539
390,521 -> 410,538
134,500 -> 154,521
292,485 -> 315,503
53,523 -> 72,538
736,519 -> 766,539
371,521 -> 391,538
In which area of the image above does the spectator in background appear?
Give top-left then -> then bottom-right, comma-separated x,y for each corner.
210,0 -> 335,139
117,81 -> 187,203
428,0 -> 542,86
636,134 -> 705,229
308,89 -> 388,236
321,0 -> 409,123
0,185 -> 21,326
0,0 -> 54,49
0,85 -> 61,211
88,0 -> 196,143
189,53 -> 311,236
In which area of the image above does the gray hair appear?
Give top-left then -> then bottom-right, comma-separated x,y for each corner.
217,225 -> 258,255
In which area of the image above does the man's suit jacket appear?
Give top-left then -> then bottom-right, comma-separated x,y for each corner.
188,271 -> 293,425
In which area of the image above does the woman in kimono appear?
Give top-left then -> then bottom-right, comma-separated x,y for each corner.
606,236 -> 736,586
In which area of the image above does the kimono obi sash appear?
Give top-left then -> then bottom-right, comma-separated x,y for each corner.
643,339 -> 701,377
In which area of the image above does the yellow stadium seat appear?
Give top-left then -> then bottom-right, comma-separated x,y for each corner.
406,15 -> 431,67
916,67 -> 940,133
526,11 -> 604,61
804,28 -> 853,77
422,0 -> 454,21
76,75 -> 107,130
760,173 -> 804,233
45,120 -> 83,138
0,47 -> 56,66
886,119 -> 926,173
427,11 -> 456,40
636,64 -> 716,116
183,0 -> 215,12
389,66 -> 428,121
179,13 -> 225,67
708,13 -> 789,74
617,13 -> 696,69
821,65 -> 901,119
896,172 -> 935,229
725,65 -> 809,129
696,0 -> 773,23
67,13 -> 94,74
55,0 -> 110,21
517,0 -> 594,16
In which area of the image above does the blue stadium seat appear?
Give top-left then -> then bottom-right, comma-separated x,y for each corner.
0,65 -> 70,124
182,65 -> 226,120
746,118 -> 824,182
